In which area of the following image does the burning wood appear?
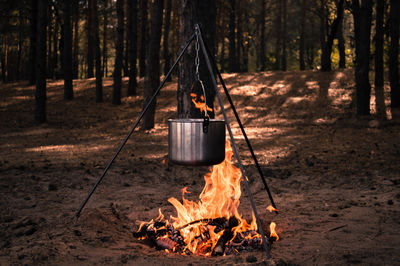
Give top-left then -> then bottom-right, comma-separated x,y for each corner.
133,141 -> 279,256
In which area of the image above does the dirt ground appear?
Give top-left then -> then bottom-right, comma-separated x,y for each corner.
0,69 -> 399,265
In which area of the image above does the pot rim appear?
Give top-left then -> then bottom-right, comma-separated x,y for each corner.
168,118 -> 225,123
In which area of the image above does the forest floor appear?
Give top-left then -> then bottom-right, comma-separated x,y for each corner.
0,69 -> 399,265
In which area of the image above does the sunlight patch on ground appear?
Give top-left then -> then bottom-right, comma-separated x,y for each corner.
25,143 -> 114,154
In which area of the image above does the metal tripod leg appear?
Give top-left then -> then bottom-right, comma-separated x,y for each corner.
201,33 -> 277,213
196,25 -> 271,259
75,33 -> 196,218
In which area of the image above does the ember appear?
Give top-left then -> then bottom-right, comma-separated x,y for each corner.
133,141 -> 279,256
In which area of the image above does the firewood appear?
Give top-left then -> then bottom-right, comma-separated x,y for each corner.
211,216 -> 238,256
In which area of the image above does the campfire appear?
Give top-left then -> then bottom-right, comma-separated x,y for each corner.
133,141 -> 279,256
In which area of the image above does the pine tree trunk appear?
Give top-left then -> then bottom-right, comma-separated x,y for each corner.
29,0 -> 38,85
281,0 -> 287,71
102,0 -> 109,77
127,0 -> 138,96
35,0 -> 47,123
228,0 -> 236,73
163,0 -> 172,81
139,0 -> 148,77
274,0 -> 282,70
178,0 -> 216,119
123,1 -> 129,77
63,0 -> 73,100
321,0 -> 344,71
299,0 -> 306,70
113,0 -> 124,105
352,0 -> 373,116
259,0 -> 266,71
52,21 -> 58,79
236,0 -> 242,72
374,0 -> 385,119
87,0 -> 95,78
93,0 -> 102,102
72,0 -> 79,79
389,0 -> 400,113
142,0 -> 164,130
337,18 -> 346,68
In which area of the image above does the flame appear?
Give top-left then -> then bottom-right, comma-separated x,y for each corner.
191,93 -> 212,113
266,205 -> 278,213
269,222 -> 279,241
136,140 -> 278,255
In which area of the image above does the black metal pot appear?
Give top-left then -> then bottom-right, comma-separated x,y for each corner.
168,118 -> 225,166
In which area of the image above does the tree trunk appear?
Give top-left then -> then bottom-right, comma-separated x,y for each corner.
113,0 -> 124,105
35,0 -> 47,123
93,0 -> 102,102
274,0 -> 282,70
29,0 -> 38,85
259,0 -> 266,71
281,0 -> 287,71
321,0 -> 344,71
87,0 -> 95,78
72,0 -> 79,79
389,0 -> 400,113
236,0 -> 242,72
102,0 -> 109,77
123,1 -> 129,77
374,0 -> 385,119
139,0 -> 148,77
352,0 -> 373,116
228,0 -> 236,73
299,0 -> 306,70
163,0 -> 172,81
337,17 -> 346,68
127,0 -> 138,96
142,0 -> 164,130
52,20 -> 58,79
63,0 -> 73,100
178,0 -> 217,119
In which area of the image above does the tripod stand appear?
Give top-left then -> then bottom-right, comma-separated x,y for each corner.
76,24 -> 277,260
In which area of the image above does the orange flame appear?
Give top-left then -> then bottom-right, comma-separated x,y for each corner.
136,141 -> 279,255
266,205 -> 278,213
191,93 -> 212,113
269,222 -> 279,241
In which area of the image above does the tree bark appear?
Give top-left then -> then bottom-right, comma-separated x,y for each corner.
139,0 -> 148,77
299,0 -> 306,70
352,0 -> 373,116
228,0 -> 236,73
93,0 -> 102,102
113,0 -> 124,105
87,0 -> 95,78
374,0 -> 385,119
72,0 -> 79,79
259,0 -> 266,71
142,0 -> 164,130
177,0 -> 216,119
163,0 -> 172,81
337,16 -> 346,68
102,0 -> 109,77
281,0 -> 287,71
63,0 -> 73,100
35,0 -> 47,123
389,0 -> 400,113
274,0 -> 282,70
321,0 -> 344,71
29,0 -> 38,85
127,0 -> 138,96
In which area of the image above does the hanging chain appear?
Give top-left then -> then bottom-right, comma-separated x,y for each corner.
194,28 -> 208,118
195,31 -> 200,81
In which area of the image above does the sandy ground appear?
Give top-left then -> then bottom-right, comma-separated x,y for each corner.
0,69 -> 399,265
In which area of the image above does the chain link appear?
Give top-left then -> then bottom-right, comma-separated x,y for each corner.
194,29 -> 208,118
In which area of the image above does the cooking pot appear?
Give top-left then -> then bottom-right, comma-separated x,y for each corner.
168,118 -> 225,166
